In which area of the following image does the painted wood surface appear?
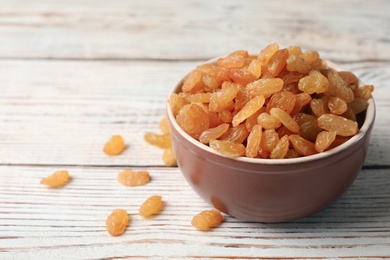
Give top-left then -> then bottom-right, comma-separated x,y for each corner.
0,0 -> 389,259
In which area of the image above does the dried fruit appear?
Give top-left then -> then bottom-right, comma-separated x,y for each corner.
103,135 -> 126,155
270,135 -> 289,159
209,82 -> 240,112
301,50 -> 320,64
232,95 -> 265,127
144,133 -> 171,148
266,90 -> 296,114
217,54 -> 246,68
315,131 -> 337,153
348,98 -> 369,115
270,108 -> 300,133
286,55 -> 310,74
182,69 -> 202,93
298,70 -> 329,94
355,85 -> 374,100
246,78 -> 283,97
118,170 -> 150,187
260,129 -> 280,155
139,195 -> 163,217
191,209 -> 223,231
106,209 -> 129,236
219,123 -> 249,144
170,43 -> 374,159
299,120 -> 322,142
246,124 -> 262,158
289,135 -> 317,156
199,123 -> 230,144
317,114 -> 358,137
40,170 -> 70,188
257,112 -> 282,130
159,117 -> 170,134
162,146 -> 177,166
168,93 -> 188,116
326,70 -> 354,102
247,59 -> 262,78
258,43 -> 279,74
267,48 -> 289,77
328,96 -> 348,115
209,139 -> 246,157
176,103 -> 209,139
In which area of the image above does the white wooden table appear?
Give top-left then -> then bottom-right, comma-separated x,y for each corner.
1,0 -> 389,259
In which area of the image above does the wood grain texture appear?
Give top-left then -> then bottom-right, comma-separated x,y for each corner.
0,0 -> 389,61
0,60 -> 388,166
1,166 -> 390,259
0,0 -> 389,259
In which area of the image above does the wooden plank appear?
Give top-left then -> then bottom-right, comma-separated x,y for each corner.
1,166 -> 390,258
0,0 -> 389,61
0,59 -> 388,166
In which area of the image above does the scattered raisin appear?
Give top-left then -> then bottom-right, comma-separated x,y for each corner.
40,170 -> 70,188
118,170 -> 151,187
103,135 -> 126,155
191,209 -> 223,231
139,195 -> 163,217
106,209 -> 129,236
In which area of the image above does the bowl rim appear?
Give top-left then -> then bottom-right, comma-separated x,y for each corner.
166,59 -> 376,165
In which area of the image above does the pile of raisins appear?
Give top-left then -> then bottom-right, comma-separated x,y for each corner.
169,43 -> 374,159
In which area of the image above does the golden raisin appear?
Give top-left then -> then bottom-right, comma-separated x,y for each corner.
118,170 -> 150,187
298,70 -> 329,94
176,103 -> 209,139
199,123 -> 230,144
270,135 -> 290,159
191,209 -> 223,231
328,96 -> 348,115
217,55 -> 246,68
144,133 -> 172,148
247,59 -> 262,78
232,95 -> 265,127
266,90 -> 296,114
182,69 -> 202,93
219,124 -> 249,144
103,135 -> 126,155
106,209 -> 129,236
315,131 -> 337,153
286,55 -> 310,74
270,108 -> 300,133
139,195 -> 163,217
260,129 -> 280,155
326,70 -> 354,103
267,48 -> 289,77
40,170 -> 70,188
162,146 -> 177,166
159,117 -> 170,134
209,82 -> 241,112
317,114 -> 358,137
246,124 -> 262,158
289,135 -> 317,156
257,43 -> 279,74
168,93 -> 188,116
209,139 -> 246,157
257,112 -> 282,130
246,78 -> 283,97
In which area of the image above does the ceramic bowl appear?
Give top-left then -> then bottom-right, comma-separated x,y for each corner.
166,60 -> 375,222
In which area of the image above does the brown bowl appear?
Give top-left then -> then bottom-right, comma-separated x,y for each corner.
166,60 -> 376,223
